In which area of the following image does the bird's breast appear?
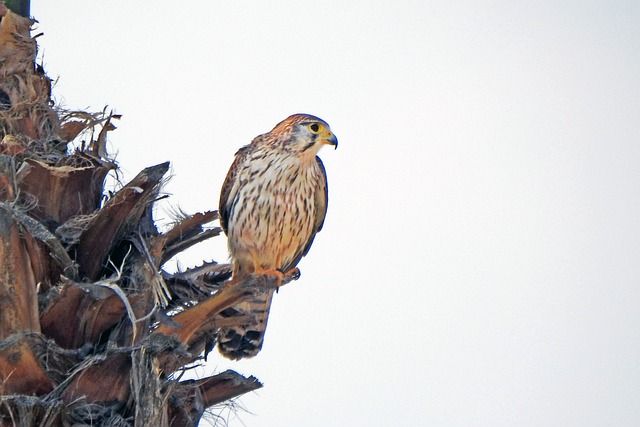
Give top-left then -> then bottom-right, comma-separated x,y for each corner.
227,155 -> 321,271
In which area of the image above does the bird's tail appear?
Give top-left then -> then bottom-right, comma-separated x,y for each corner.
217,287 -> 275,360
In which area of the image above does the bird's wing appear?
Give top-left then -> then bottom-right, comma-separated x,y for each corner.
313,156 -> 329,234
219,144 -> 251,234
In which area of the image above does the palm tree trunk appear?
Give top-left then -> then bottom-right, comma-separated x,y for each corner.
0,5 -> 282,426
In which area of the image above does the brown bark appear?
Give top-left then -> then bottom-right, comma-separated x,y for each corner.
40,277 -> 146,349
0,334 -> 52,395
0,157 -> 40,338
16,155 -> 114,225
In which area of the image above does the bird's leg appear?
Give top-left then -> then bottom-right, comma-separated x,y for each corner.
222,276 -> 240,288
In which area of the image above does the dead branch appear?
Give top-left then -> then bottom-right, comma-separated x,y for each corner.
76,162 -> 169,280
168,370 -> 262,426
155,269 -> 300,349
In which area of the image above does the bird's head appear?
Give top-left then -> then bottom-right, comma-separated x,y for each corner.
269,114 -> 338,156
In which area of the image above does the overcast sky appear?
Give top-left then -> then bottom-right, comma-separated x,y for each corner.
33,1 -> 640,426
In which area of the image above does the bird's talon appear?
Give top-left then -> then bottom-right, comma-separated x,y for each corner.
286,267 -> 301,281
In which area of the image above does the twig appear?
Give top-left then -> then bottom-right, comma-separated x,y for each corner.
94,246 -> 147,344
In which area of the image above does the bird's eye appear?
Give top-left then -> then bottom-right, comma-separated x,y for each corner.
309,123 -> 320,133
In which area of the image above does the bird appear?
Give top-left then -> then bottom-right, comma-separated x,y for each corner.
217,113 -> 337,359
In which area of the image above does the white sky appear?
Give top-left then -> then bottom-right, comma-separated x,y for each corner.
32,1 -> 640,426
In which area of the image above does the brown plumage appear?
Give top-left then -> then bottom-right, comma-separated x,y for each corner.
217,114 -> 337,359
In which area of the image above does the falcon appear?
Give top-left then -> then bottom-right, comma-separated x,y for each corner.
217,113 -> 337,359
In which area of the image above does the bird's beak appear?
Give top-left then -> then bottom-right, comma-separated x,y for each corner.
323,131 -> 338,149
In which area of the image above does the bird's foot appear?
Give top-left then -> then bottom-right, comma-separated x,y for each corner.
275,268 -> 301,292
260,268 -> 285,287
281,267 -> 301,282
256,267 -> 300,292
